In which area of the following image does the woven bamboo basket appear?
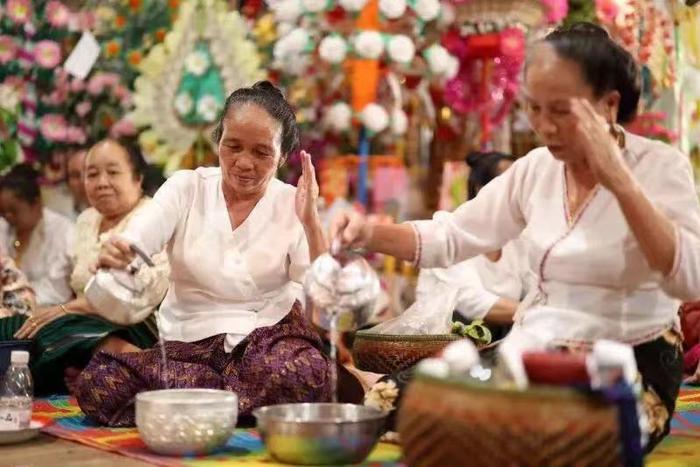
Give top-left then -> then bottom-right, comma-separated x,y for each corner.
398,376 -> 623,467
352,332 -> 461,374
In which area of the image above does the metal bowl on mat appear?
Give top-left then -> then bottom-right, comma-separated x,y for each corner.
253,403 -> 386,465
136,389 -> 238,456
352,332 -> 461,374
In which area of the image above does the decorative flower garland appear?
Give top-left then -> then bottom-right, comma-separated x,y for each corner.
130,0 -> 263,173
268,0 -> 457,138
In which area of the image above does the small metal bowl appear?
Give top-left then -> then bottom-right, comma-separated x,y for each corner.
136,389 -> 238,456
253,403 -> 386,465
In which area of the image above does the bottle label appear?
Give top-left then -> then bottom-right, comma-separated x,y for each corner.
0,409 -> 22,431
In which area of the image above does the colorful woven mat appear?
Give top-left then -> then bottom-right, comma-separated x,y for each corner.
647,385 -> 700,467
32,386 -> 700,466
32,397 -> 401,466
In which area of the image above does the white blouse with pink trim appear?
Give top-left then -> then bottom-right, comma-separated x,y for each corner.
410,132 -> 700,346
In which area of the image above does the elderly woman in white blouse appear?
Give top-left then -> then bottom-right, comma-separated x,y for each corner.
75,81 -> 335,427
333,23 -> 700,451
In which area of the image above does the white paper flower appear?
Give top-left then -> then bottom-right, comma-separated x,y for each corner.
272,0 -> 302,23
339,0 -> 367,12
353,31 -> 384,60
196,95 -> 221,122
282,54 -> 311,76
319,35 -> 347,64
379,0 -> 406,19
185,50 -> 210,76
391,108 -> 408,135
439,3 -> 456,26
414,0 -> 440,21
424,44 -> 449,75
325,102 -> 352,132
445,54 -> 460,79
302,0 -> 327,13
360,103 -> 389,133
387,35 -> 415,63
274,27 -> 310,61
174,92 -> 193,116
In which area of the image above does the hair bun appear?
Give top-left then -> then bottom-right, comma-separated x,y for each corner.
253,80 -> 285,98
466,152 -> 481,168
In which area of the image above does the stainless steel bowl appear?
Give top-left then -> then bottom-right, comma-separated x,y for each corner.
136,389 -> 238,456
253,403 -> 386,465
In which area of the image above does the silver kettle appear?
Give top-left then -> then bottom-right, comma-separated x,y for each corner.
84,243 -> 156,325
304,241 -> 381,332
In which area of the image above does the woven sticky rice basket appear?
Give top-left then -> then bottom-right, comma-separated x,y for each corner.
352,332 -> 461,374
398,376 -> 622,467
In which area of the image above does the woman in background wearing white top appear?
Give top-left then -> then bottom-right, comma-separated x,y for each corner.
0,164 -> 74,306
417,152 -> 529,340
334,23 -> 700,451
76,81 -> 335,427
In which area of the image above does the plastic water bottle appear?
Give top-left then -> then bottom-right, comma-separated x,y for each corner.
0,351 -> 33,430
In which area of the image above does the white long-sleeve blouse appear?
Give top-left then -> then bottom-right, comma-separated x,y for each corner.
411,132 -> 700,346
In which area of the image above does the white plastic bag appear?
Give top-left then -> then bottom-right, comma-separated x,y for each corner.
366,283 -> 459,335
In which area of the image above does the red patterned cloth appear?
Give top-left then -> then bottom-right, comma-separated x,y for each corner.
681,302 -> 700,374
75,302 -> 332,427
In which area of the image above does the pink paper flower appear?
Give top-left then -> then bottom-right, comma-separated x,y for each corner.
540,0 -> 568,24
70,78 -> 86,93
109,117 -> 137,138
595,0 -> 620,24
34,40 -> 62,69
0,36 -> 17,64
87,72 -> 121,95
39,114 -> 68,142
46,1 -> 70,27
66,126 -> 87,144
75,101 -> 92,117
7,0 -> 32,25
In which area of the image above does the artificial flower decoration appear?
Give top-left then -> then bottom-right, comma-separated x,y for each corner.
379,0 -> 407,19
196,94 -> 221,125
325,102 -> 353,132
65,126 -> 87,144
0,36 -> 18,64
319,35 -> 348,64
174,92 -> 194,116
391,108 -> 408,135
302,0 -> 327,13
75,101 -> 92,117
414,0 -> 441,21
271,0 -> 303,23
46,0 -> 71,28
338,0 -> 368,12
185,50 -> 210,76
360,103 -> 390,134
353,31 -> 385,60
39,114 -> 68,142
387,35 -> 416,64
424,44 -> 454,77
7,0 -> 32,25
34,41 -> 62,69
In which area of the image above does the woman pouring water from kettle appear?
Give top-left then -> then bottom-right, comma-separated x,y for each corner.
333,23 -> 700,452
75,82 -> 346,427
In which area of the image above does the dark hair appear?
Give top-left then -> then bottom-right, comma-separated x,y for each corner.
540,22 -> 641,124
88,138 -> 147,181
466,151 -> 516,200
212,81 -> 300,157
0,163 -> 41,205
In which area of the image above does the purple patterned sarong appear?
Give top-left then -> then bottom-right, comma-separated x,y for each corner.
75,302 -> 332,427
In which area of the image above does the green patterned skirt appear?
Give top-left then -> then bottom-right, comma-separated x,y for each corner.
0,314 -> 157,396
